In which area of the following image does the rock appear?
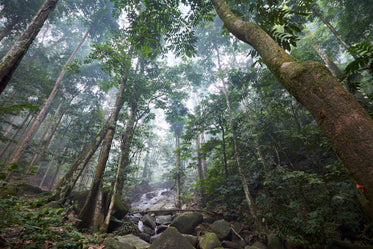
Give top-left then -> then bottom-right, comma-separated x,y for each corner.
246,241 -> 268,249
155,224 -> 169,234
183,234 -> 199,247
199,232 -> 222,249
149,227 -> 195,249
115,234 -> 149,249
138,232 -> 150,243
171,212 -> 203,235
103,237 -> 136,249
222,240 -> 246,248
267,232 -> 283,249
141,214 -> 156,230
210,219 -> 231,240
156,215 -> 172,225
142,224 -> 155,236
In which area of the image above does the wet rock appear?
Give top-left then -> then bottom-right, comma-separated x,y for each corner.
210,219 -> 231,240
171,212 -> 203,235
138,232 -> 150,243
142,225 -> 155,236
199,232 -> 222,249
149,227 -> 195,249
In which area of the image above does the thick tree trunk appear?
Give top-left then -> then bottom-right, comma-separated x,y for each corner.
211,0 -> 373,205
77,76 -> 127,229
5,30 -> 89,170
0,0 -> 59,94
116,108 -> 136,197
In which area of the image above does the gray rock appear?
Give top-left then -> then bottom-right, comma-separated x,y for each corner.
115,234 -> 149,249
171,212 -> 203,235
142,214 -> 156,230
149,227 -> 195,249
156,215 -> 172,225
267,232 -> 283,249
247,241 -> 268,249
103,237 -> 136,249
199,232 -> 222,249
210,219 -> 231,240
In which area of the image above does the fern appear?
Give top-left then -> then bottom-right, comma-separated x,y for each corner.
345,42 -> 373,75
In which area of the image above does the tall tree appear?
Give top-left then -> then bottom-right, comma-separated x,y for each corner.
0,0 -> 59,94
210,0 -> 373,205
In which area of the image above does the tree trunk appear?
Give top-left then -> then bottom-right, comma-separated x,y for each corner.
116,107 -> 136,197
309,4 -> 352,53
175,134 -> 181,209
2,115 -> 18,137
211,0 -> 373,205
28,101 -> 63,167
5,29 -> 89,171
0,0 -> 59,94
77,76 -> 127,229
0,113 -> 31,160
200,131 -> 208,174
214,41 -> 265,233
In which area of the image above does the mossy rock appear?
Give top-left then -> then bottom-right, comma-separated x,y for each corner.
210,219 -> 231,240
149,227 -> 195,249
103,237 -> 136,249
199,232 -> 221,249
171,212 -> 203,235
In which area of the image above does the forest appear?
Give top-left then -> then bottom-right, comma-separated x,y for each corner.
0,0 -> 373,248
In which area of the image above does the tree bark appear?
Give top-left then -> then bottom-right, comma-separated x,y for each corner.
211,0 -> 373,205
2,115 -> 19,137
0,0 -> 59,94
175,134 -> 181,208
5,29 -> 89,171
77,76 -> 128,229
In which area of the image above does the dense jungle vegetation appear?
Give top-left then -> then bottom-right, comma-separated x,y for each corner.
0,0 -> 373,248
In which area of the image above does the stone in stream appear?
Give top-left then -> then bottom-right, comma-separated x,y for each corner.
141,214 -> 156,230
171,212 -> 203,235
155,215 -> 172,225
104,234 -> 149,249
198,232 -> 222,249
149,227 -> 196,249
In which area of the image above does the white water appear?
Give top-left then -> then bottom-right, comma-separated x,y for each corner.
131,188 -> 176,211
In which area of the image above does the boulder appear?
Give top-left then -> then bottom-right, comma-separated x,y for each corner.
183,234 -> 199,247
171,212 -> 203,235
210,219 -> 231,240
199,232 -> 222,249
103,237 -> 136,249
149,227 -> 195,249
115,234 -> 149,249
156,215 -> 172,225
142,214 -> 156,230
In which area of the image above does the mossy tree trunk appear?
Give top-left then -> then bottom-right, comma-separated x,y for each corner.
0,0 -> 59,94
77,76 -> 127,229
211,0 -> 373,205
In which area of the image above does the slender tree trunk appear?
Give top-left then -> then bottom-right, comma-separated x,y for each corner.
0,16 -> 22,42
0,113 -> 31,159
28,102 -> 63,167
211,0 -> 373,205
5,30 -> 89,171
309,4 -> 352,54
214,42 -> 265,232
175,134 -> 181,208
200,131 -> 208,174
0,0 -> 59,93
2,115 -> 18,137
219,122 -> 228,178
78,75 -> 128,229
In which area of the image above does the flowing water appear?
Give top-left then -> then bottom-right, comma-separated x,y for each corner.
131,188 -> 177,211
